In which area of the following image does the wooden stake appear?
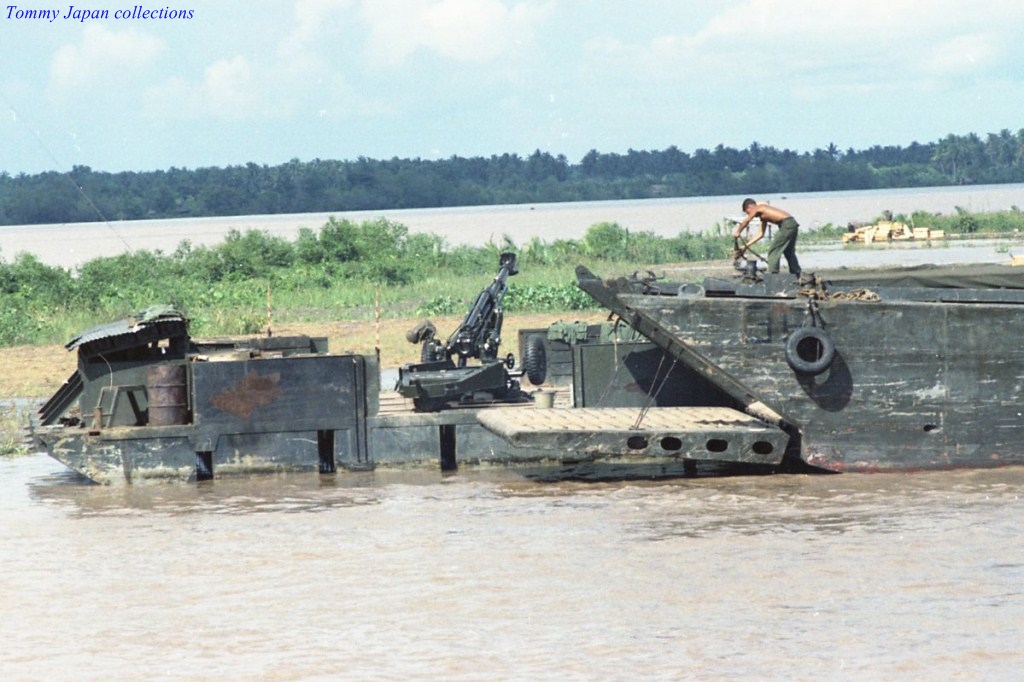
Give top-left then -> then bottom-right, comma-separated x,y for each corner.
375,288 -> 381,352
266,281 -> 273,337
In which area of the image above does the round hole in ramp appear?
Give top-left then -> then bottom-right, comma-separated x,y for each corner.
923,424 -> 942,434
660,436 -> 682,451
706,438 -> 728,453
626,435 -> 648,450
752,441 -> 775,455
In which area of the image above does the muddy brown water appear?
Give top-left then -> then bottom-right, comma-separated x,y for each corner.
3,454 -> 1022,680
3,183 -> 1024,269
4,187 -> 1024,679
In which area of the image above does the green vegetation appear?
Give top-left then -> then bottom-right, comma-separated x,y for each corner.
0,403 -> 29,456
3,130 -> 1024,226
807,206 -> 1024,241
0,217 -> 738,346
3,208 -> 1023,349
926,205 -> 1024,235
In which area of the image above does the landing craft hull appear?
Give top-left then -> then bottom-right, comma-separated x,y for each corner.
576,264 -> 1024,472
31,264 -> 1024,483
31,307 -> 788,484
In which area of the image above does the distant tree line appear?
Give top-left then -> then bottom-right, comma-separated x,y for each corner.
2,130 -> 1024,226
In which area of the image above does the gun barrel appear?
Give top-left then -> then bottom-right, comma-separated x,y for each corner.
444,252 -> 518,362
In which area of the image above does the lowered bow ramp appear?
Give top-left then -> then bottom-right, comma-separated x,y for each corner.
477,406 -> 787,465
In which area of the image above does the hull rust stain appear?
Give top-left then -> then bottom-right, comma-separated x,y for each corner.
210,371 -> 283,419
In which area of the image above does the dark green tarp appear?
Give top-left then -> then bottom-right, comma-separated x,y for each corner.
816,263 -> 1024,290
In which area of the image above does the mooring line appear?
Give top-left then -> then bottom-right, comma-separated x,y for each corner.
1,92 -> 135,257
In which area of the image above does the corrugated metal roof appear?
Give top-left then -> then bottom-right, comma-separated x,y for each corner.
65,306 -> 187,351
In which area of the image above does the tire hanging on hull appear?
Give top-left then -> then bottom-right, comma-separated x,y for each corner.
785,327 -> 836,376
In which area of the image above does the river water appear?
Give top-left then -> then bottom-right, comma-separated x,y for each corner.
2,455 -> 1023,680
4,186 -> 1024,679
2,183 -> 1023,269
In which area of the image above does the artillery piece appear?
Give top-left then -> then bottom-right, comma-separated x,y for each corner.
397,252 -> 528,411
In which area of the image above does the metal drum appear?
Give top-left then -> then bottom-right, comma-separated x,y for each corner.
147,363 -> 188,426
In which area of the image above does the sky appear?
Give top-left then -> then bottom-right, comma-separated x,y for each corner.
1,0 -> 1023,175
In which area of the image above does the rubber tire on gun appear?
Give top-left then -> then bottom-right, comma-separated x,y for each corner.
523,335 -> 547,385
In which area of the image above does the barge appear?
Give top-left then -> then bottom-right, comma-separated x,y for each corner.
30,259 -> 1024,483
576,262 -> 1024,472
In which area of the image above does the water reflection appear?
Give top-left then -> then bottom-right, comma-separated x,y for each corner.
620,467 -> 1024,540
27,466 -> 390,518
22,453 -> 1024,528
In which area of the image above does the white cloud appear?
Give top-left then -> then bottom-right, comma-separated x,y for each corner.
12,0 -> 1023,173
272,0 -> 353,109
278,0 -> 353,61
143,56 -> 257,121
203,57 -> 257,117
360,0 -> 550,66
922,33 -> 1002,78
143,1 -> 364,123
48,25 -> 164,99
580,0 -> 1024,95
693,0 -> 1024,46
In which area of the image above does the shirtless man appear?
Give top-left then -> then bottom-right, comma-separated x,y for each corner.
732,198 -> 801,276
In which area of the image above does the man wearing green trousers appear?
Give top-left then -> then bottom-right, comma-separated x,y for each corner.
733,198 -> 801,276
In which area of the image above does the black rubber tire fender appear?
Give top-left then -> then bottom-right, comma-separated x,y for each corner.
523,334 -> 548,385
785,327 -> 836,375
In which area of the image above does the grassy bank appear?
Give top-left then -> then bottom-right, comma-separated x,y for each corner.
0,218 -> 737,346
1,402 -> 31,456
4,208 -> 1024,347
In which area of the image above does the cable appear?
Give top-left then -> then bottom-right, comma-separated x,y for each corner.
1,92 -> 134,255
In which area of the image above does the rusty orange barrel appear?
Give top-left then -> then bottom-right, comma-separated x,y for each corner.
147,363 -> 188,426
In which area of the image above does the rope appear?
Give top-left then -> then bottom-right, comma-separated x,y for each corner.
797,274 -> 880,302
1,92 -> 134,254
630,351 -> 678,431
828,288 -> 881,302
799,286 -> 881,302
593,315 -> 630,407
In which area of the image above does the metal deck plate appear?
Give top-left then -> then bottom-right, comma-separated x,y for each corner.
477,406 -> 788,465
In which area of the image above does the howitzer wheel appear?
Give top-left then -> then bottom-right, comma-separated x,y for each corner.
523,334 -> 547,385
406,320 -> 437,344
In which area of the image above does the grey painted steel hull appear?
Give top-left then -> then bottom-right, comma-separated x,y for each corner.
653,294 -> 1024,471
42,397 -> 754,484
34,353 -> 376,484
578,265 -> 1024,472
36,317 -> 774,483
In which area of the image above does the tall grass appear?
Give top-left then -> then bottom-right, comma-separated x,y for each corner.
0,218 -> 735,346
5,208 -> 1020,347
0,403 -> 29,457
